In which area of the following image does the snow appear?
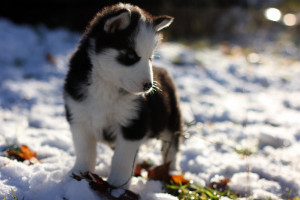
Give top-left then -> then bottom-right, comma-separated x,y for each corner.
1,18 -> 300,199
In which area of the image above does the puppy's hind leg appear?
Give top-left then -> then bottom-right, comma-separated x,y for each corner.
71,123 -> 97,174
160,130 -> 181,173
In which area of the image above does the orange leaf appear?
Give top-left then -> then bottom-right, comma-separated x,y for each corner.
135,161 -> 153,177
20,145 -> 37,160
136,161 -> 190,185
135,163 -> 142,177
6,144 -> 37,163
171,174 -> 190,185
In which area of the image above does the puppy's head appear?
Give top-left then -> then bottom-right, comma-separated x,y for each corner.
86,3 -> 173,94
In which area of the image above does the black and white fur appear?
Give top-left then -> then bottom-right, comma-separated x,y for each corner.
64,3 -> 183,189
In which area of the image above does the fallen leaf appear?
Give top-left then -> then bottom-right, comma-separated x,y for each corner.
134,163 -> 142,177
20,145 -> 37,160
208,177 -> 230,192
6,145 -> 37,164
46,53 -> 56,65
170,174 -> 190,185
73,172 -> 139,200
135,161 -> 152,177
137,161 -> 190,185
148,162 -> 171,182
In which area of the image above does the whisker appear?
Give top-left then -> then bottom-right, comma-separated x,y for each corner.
152,81 -> 162,92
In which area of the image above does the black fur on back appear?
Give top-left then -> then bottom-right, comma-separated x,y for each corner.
121,66 -> 183,141
147,67 -> 183,135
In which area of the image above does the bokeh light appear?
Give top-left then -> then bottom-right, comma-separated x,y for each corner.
283,13 -> 297,26
264,8 -> 282,22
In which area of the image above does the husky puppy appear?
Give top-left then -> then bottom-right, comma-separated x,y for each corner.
64,3 -> 183,189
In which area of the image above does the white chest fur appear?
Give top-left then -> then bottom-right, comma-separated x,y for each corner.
66,71 -> 141,142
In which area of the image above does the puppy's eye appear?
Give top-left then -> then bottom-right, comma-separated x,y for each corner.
127,52 -> 136,60
117,49 -> 141,66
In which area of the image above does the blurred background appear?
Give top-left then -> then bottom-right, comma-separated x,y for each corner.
1,0 -> 300,47
1,1 -> 300,199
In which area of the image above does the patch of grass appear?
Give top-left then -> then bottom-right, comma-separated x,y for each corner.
3,189 -> 23,200
166,182 -> 239,200
4,145 -> 21,160
234,147 -> 253,157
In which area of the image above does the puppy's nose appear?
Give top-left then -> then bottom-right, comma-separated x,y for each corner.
143,82 -> 152,91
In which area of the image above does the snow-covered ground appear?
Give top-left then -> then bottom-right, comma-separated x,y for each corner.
0,18 -> 300,200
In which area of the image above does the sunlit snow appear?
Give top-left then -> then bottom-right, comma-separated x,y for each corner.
0,18 -> 300,199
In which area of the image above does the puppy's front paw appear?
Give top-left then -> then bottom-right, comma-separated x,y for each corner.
107,173 -> 131,189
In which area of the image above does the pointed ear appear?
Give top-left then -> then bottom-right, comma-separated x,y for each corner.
153,16 -> 174,31
104,9 -> 131,33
